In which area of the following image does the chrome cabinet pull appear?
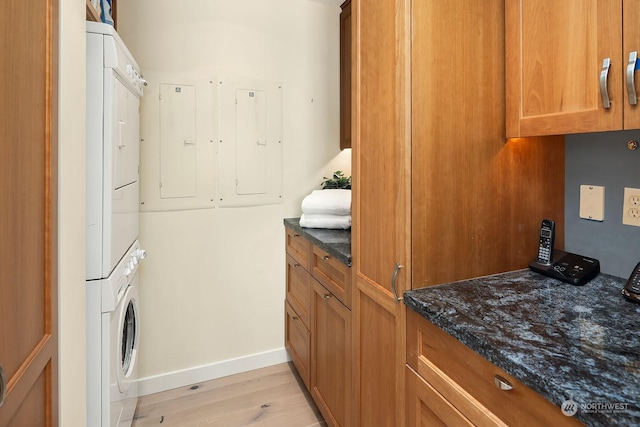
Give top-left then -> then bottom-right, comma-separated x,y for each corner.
494,375 -> 514,391
293,262 -> 301,267
600,58 -> 612,109
627,51 -> 638,105
391,263 -> 404,303
322,255 -> 330,261
0,364 -> 6,408
323,293 -> 331,299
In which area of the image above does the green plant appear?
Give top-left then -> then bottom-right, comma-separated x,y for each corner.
321,170 -> 351,189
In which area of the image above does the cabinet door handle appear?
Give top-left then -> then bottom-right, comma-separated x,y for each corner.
322,255 -> 330,261
627,51 -> 638,105
293,262 -> 301,267
391,263 -> 404,304
0,364 -> 6,408
292,315 -> 299,321
323,293 -> 331,300
600,57 -> 612,109
494,375 -> 514,391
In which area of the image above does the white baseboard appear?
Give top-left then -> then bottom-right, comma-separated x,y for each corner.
136,347 -> 291,396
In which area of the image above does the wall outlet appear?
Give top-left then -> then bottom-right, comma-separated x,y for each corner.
622,187 -> 640,227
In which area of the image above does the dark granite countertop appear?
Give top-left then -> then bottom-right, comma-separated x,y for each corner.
283,218 -> 351,266
404,270 -> 640,427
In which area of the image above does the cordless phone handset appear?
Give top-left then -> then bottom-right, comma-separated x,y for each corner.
536,219 -> 555,265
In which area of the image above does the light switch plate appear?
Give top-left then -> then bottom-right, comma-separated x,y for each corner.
579,185 -> 605,221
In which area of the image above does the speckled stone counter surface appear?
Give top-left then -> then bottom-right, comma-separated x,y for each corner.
404,270 -> 640,427
283,218 -> 351,266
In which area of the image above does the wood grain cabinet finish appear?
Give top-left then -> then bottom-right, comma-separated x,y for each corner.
284,227 -> 352,426
506,0 -> 640,137
286,227 -> 312,271
285,229 -> 313,390
340,0 -> 352,150
406,310 -> 584,427
285,301 -> 311,390
311,246 -> 352,309
311,280 -> 352,427
353,1 -> 565,426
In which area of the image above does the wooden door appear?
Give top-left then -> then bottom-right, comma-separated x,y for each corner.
311,281 -> 351,427
352,0 -> 411,425
0,0 -> 59,425
506,0 -> 623,137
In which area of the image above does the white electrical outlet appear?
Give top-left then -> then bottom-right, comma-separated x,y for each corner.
622,187 -> 640,227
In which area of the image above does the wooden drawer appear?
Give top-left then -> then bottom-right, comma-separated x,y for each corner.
285,227 -> 311,270
285,301 -> 311,390
286,254 -> 311,329
406,310 -> 583,426
406,365 -> 473,427
311,245 -> 351,309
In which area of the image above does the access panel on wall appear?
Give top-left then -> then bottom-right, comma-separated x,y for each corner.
217,79 -> 283,207
159,84 -> 197,199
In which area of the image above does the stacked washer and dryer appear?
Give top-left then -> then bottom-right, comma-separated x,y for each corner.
86,22 -> 146,427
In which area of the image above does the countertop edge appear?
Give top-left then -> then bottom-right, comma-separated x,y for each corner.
284,217 -> 351,267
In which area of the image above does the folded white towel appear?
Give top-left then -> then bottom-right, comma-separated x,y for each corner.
301,189 -> 351,216
299,213 -> 351,230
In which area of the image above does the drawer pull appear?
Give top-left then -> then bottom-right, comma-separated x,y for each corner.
292,315 -> 299,321
294,262 -> 301,267
323,293 -> 331,300
293,234 -> 300,238
494,375 -> 514,391
322,255 -> 330,261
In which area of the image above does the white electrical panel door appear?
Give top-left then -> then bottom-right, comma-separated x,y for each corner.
217,79 -> 283,207
113,78 -> 140,190
159,84 -> 197,199
235,89 -> 267,195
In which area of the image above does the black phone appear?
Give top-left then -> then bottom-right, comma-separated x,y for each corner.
622,262 -> 640,302
536,219 -> 555,265
529,219 -> 600,286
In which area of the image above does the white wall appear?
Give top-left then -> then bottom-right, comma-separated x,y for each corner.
58,0 -> 86,425
117,0 -> 351,393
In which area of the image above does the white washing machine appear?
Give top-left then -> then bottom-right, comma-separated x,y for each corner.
87,240 -> 145,427
86,21 -> 146,427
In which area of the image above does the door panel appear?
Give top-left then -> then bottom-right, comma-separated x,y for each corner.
506,0 -> 622,136
353,0 -> 411,426
0,0 -> 58,424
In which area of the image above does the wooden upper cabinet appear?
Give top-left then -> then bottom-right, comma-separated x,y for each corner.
340,0 -> 352,150
506,0 -> 635,137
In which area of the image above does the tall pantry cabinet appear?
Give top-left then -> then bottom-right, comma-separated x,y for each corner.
352,1 -> 565,426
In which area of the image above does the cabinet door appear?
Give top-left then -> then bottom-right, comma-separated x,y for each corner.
624,0 -> 640,129
340,0 -> 352,150
405,366 -> 473,427
506,0 -> 623,137
311,280 -> 351,427
353,0 -> 411,426
285,301 -> 311,390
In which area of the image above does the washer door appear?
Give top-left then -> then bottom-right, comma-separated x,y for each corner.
116,283 -> 139,393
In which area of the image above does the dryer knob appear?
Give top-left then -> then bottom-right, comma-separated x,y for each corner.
135,249 -> 147,261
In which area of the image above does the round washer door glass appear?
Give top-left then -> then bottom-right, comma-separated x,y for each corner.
118,284 -> 139,392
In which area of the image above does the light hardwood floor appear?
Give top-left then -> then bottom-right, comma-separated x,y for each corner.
132,362 -> 326,426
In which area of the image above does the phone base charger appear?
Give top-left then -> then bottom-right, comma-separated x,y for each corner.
529,250 -> 600,286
